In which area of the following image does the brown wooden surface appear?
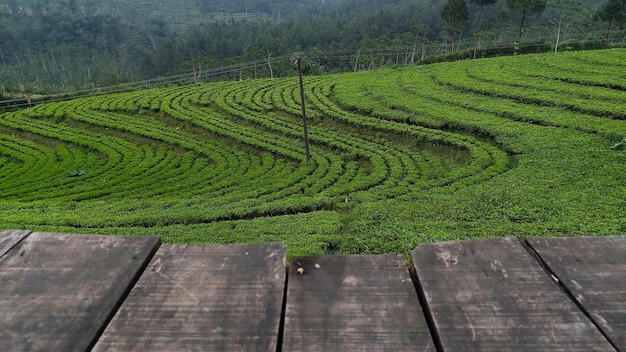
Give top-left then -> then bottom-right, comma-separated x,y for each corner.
282,255 -> 436,352
412,237 -> 615,352
93,243 -> 287,352
0,229 -> 31,258
528,236 -> 626,351
3,230 -> 626,351
0,232 -> 160,352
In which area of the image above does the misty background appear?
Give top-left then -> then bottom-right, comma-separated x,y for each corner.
0,0 -> 621,97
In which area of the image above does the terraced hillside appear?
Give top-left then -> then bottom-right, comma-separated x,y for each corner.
1,49 -> 625,256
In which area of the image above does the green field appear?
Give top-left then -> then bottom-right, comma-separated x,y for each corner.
1,49 -> 625,257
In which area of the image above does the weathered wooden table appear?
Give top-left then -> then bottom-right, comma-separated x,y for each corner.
1,230 -> 623,351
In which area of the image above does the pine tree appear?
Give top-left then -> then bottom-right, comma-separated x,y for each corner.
470,0 -> 498,28
595,0 -> 626,39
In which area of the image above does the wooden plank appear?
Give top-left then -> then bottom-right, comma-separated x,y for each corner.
93,243 -> 286,352
527,236 -> 626,351
0,232 -> 160,352
282,255 -> 436,352
0,229 -> 31,259
412,237 -> 615,351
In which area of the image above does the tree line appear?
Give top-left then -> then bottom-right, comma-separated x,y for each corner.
0,0 -> 624,97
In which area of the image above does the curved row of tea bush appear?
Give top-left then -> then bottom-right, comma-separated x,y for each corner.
1,49 -> 624,256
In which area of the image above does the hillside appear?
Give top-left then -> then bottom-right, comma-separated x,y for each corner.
3,0 -> 621,95
0,49 -> 624,256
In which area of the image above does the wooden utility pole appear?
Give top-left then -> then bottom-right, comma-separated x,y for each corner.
295,55 -> 311,163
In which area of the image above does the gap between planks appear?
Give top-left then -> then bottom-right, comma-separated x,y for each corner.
520,238 -> 621,352
86,236 -> 162,351
409,261 -> 445,352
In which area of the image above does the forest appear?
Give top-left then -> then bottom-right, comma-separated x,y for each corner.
0,0 -> 624,96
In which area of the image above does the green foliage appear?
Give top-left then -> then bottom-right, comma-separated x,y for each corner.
442,0 -> 469,36
472,0 -> 499,6
0,0 -> 617,95
595,0 -> 626,36
0,49 -> 625,257
507,0 -> 548,13
470,0 -> 499,28
595,0 -> 626,23
507,0 -> 548,39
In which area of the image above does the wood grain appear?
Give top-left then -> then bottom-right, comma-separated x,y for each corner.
0,232 -> 160,352
528,236 -> 626,350
413,237 -> 615,351
93,243 -> 286,352
282,255 -> 436,352
0,229 -> 31,259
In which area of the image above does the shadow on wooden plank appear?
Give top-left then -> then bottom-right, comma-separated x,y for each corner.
283,255 -> 436,352
527,236 -> 626,351
0,232 -> 160,352
0,229 -> 31,259
93,243 -> 286,352
412,237 -> 615,352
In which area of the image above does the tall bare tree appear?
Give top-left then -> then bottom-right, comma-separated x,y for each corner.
548,0 -> 582,52
441,0 -> 469,52
507,0 -> 547,41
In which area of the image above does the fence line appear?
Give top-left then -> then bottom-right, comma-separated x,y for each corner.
2,29 -> 625,110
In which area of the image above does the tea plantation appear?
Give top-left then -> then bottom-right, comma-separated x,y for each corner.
1,49 -> 624,257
